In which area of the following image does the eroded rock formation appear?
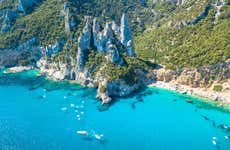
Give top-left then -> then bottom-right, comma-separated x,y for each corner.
18,0 -> 42,14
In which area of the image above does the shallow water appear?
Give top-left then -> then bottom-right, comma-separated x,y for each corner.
0,70 -> 230,150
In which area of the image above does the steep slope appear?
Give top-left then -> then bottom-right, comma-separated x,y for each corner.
135,0 -> 230,69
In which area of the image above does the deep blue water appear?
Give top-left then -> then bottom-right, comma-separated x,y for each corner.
0,70 -> 230,150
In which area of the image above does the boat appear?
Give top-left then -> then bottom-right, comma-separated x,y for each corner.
77,130 -> 88,135
212,140 -> 217,145
61,107 -> 67,111
95,134 -> 101,140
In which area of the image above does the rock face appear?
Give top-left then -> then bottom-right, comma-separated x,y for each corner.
63,2 -> 77,32
0,37 -> 42,67
176,0 -> 187,6
76,17 -> 92,71
188,4 -> 211,25
77,14 -> 135,71
106,41 -> 124,65
152,0 -> 188,6
92,18 -> 103,52
45,39 -> 65,57
18,0 -> 42,14
0,9 -> 18,33
35,14 -> 138,104
120,13 -> 135,57
154,59 -> 230,88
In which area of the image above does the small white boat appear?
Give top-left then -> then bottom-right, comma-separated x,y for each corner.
64,96 -> 67,99
76,115 -> 80,118
95,134 -> 101,140
212,137 -> 217,140
61,107 -> 67,111
70,103 -> 75,107
224,136 -> 229,139
212,140 -> 217,145
80,111 -> 84,115
77,130 -> 88,135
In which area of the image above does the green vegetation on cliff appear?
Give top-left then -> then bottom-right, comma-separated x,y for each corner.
0,0 -> 229,70
135,1 -> 230,69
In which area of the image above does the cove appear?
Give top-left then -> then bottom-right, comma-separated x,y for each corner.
0,70 -> 230,150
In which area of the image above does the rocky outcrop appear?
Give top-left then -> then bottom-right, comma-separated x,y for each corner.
212,0 -> 225,24
76,17 -> 92,71
77,14 -> 135,71
152,0 -> 188,6
187,4 -> 211,25
62,2 -> 77,32
105,41 -> 124,65
176,0 -> 187,6
36,14 -> 139,104
0,37 -> 42,67
92,18 -> 103,52
18,0 -> 42,14
45,39 -> 65,57
154,59 -> 230,88
120,13 -> 135,57
0,9 -> 18,33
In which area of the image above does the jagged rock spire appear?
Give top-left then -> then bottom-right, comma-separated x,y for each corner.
76,17 -> 92,71
106,41 -> 124,65
63,2 -> 76,33
120,13 -> 135,57
92,18 -> 103,52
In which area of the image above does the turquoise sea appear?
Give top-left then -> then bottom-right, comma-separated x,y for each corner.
0,69 -> 230,150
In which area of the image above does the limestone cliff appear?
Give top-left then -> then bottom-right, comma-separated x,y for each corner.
153,59 -> 230,91
36,14 -> 147,104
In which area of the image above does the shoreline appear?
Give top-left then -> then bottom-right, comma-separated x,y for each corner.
2,66 -> 230,106
148,81 -> 230,105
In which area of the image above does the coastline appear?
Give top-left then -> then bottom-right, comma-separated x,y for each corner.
2,66 -> 230,106
148,81 -> 230,105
